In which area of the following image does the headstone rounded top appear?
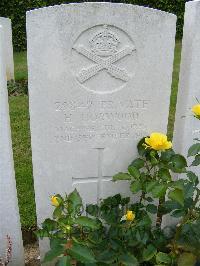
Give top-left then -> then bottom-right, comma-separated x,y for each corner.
187,0 -> 200,6
0,17 -> 11,22
26,2 -> 176,19
0,17 -> 14,81
0,17 -> 11,28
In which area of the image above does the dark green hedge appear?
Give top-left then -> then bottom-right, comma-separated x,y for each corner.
0,0 -> 187,51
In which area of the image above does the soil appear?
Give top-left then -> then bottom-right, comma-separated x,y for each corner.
24,242 -> 40,266
23,241 -> 77,266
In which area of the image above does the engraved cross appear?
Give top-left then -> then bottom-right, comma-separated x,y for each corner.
72,148 -> 112,204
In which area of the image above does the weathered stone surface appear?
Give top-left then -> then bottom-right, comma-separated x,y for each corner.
174,0 -> 200,159
0,26 -> 24,266
0,17 -> 14,80
26,3 -> 176,259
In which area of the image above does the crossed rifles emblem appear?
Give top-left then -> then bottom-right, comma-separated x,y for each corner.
73,44 -> 136,84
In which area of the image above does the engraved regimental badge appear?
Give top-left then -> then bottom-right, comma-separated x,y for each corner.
72,24 -> 137,93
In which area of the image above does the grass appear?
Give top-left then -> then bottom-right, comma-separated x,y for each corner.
11,40 -> 182,229
14,51 -> 28,80
167,40 -> 182,140
9,95 -> 36,229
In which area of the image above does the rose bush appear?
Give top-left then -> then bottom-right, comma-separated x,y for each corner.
37,107 -> 200,266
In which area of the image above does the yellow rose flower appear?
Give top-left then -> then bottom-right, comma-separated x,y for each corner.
192,104 -> 200,117
125,211 -> 135,221
145,132 -> 172,151
51,196 -> 60,207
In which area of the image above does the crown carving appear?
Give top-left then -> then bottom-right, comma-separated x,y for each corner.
89,25 -> 120,56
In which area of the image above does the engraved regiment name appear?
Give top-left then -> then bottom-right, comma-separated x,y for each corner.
54,98 -> 150,143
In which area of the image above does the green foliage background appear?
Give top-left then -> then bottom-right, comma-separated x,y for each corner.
0,0 -> 187,51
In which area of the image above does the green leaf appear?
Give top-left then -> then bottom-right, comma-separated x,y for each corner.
177,253 -> 197,266
50,239 -> 66,249
96,250 -> 116,263
118,253 -> 139,266
191,154 -> 200,166
151,184 -> 167,198
113,172 -> 131,181
35,229 -> 49,239
146,181 -> 158,193
158,168 -> 171,181
187,171 -> 199,185
130,180 -> 142,193
143,244 -> 157,261
68,243 -> 96,263
41,218 -> 57,231
128,166 -> 140,179
137,215 -> 152,227
86,204 -> 99,217
137,137 -> 147,156
188,143 -> 200,157
171,209 -> 185,218
184,182 -> 195,198
146,197 -> 153,202
150,152 -> 158,166
57,256 -> 71,266
160,149 -> 175,162
121,197 -> 130,205
130,158 -> 144,169
168,188 -> 184,206
135,229 -> 149,244
84,263 -> 97,266
74,216 -> 99,229
53,206 -> 63,219
156,252 -> 171,264
170,154 -> 187,173
163,200 -> 182,212
43,245 -> 64,263
146,204 -> 157,214
67,189 -> 82,215
171,180 -> 184,190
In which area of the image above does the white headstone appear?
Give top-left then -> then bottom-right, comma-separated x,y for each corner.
174,0 -> 200,158
26,3 -> 176,258
0,17 -> 15,81
0,26 -> 24,265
